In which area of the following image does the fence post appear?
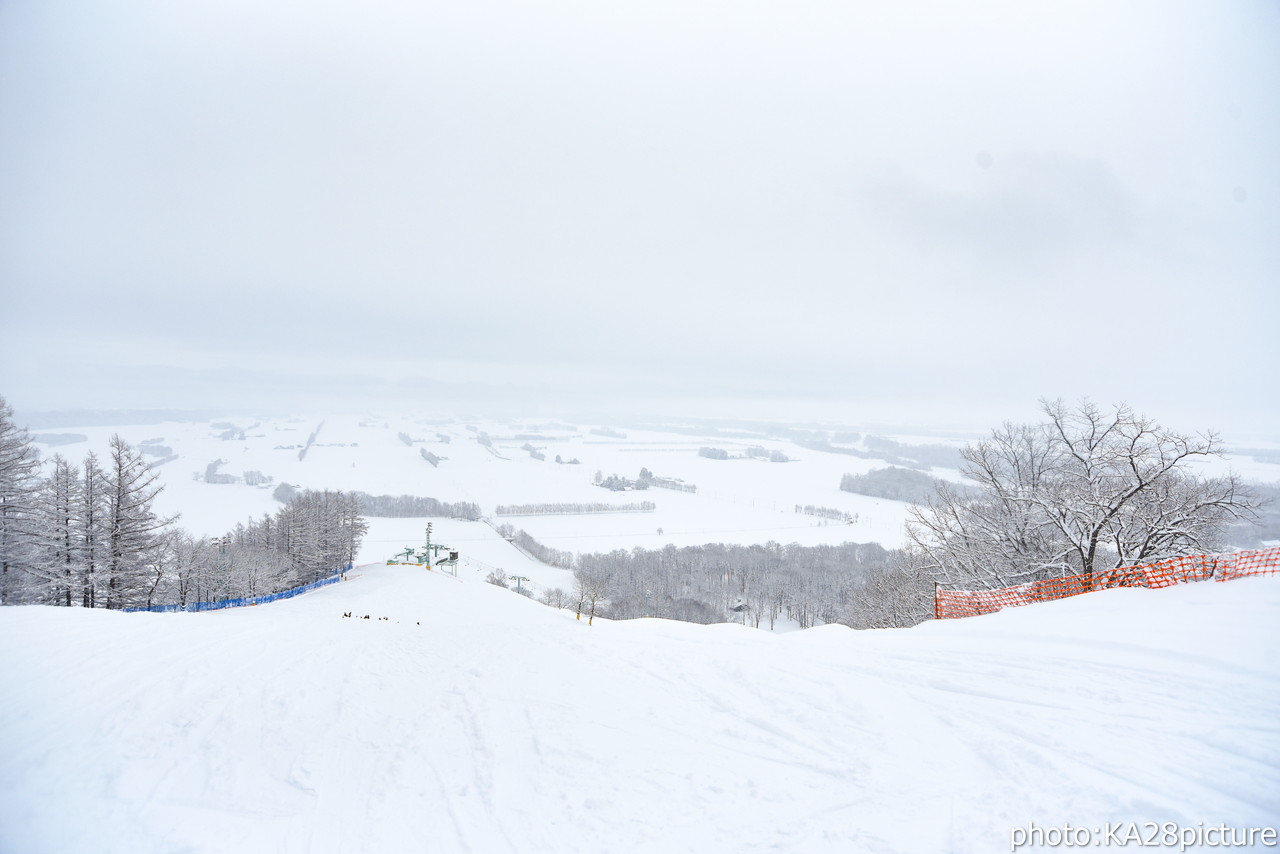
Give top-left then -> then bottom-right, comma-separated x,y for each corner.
933,581 -> 940,620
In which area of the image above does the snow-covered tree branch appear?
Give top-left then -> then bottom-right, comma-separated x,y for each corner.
908,399 -> 1259,590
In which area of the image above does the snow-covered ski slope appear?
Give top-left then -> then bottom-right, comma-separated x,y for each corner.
2,566 -> 1277,854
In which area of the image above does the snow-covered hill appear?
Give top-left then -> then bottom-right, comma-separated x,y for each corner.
2,566 -> 1276,853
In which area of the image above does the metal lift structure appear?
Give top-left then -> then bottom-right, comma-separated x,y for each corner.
386,522 -> 459,576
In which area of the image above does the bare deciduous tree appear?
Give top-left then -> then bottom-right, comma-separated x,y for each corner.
908,399 -> 1258,590
573,567 -> 609,625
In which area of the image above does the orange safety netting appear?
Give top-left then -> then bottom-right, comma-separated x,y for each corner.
934,545 -> 1280,619
1222,544 -> 1280,580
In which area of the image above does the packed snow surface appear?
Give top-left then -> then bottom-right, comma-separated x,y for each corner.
2,568 -> 1277,854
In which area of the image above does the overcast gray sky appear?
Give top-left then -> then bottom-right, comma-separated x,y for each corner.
1,0 -> 1277,435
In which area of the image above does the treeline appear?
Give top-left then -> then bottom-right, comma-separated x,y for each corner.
595,468 -> 694,493
494,501 -> 655,516
795,434 -> 959,471
139,438 -> 173,454
234,490 -> 365,587
840,467 -> 940,503
699,446 -> 790,462
494,523 -> 575,569
205,462 -> 277,485
649,476 -> 696,493
297,421 -> 324,461
155,490 -> 365,608
351,492 -> 482,520
862,436 -> 960,469
490,522 -> 924,630
796,504 -> 852,523
0,396 -> 366,609
275,483 -> 480,519
563,540 -> 901,629
162,490 -> 365,607
596,472 -> 646,491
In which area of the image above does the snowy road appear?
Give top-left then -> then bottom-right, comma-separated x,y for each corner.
2,566 -> 1277,853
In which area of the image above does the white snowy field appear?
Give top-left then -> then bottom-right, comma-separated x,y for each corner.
30,413 -> 1280,561
25,413 -> 972,554
1,567 -> 1276,854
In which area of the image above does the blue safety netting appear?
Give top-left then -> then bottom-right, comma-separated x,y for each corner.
126,565 -> 352,613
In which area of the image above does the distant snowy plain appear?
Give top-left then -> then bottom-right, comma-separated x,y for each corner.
31,414 -> 968,564
30,413 -> 1279,574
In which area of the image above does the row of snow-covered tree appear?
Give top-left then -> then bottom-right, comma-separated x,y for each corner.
347,492 -> 482,520
0,397 -> 367,609
564,540 -> 893,629
795,504 -> 852,523
153,490 -> 366,608
840,467 -> 939,503
494,501 -> 656,516
0,428 -> 174,609
489,520 -> 904,628
296,421 -> 324,461
494,523 -> 576,569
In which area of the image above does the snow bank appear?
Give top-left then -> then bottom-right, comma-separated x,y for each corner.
1,567 -> 1276,853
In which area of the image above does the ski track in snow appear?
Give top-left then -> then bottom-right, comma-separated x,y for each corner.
1,567 -> 1278,854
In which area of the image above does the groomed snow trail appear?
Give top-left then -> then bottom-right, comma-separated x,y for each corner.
1,567 -> 1277,853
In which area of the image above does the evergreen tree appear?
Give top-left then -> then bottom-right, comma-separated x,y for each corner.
102,435 -> 175,609
31,455 -> 82,605
0,415 -> 367,611
0,396 -> 41,604
277,490 -> 366,583
79,451 -> 107,607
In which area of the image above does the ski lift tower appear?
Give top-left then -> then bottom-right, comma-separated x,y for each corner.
423,522 -> 460,575
387,523 -> 457,568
